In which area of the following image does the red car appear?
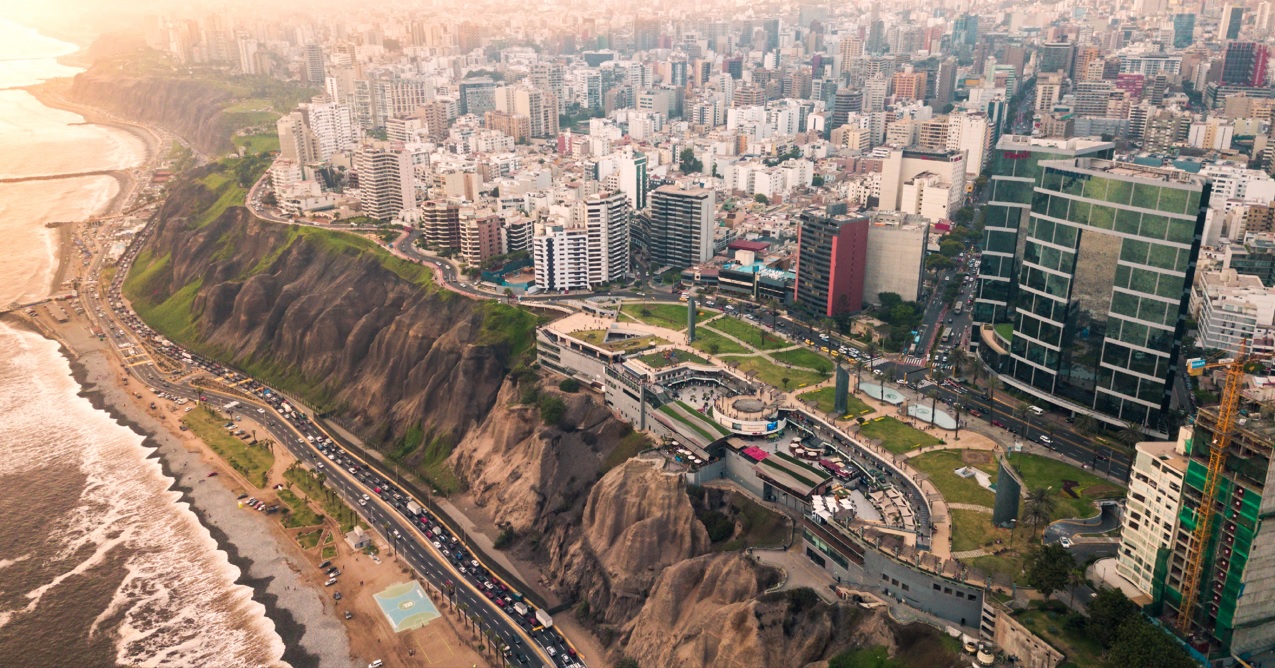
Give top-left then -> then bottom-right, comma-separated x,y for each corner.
991,420 -> 1005,428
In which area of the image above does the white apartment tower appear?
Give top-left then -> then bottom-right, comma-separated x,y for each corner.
355,142 -> 415,221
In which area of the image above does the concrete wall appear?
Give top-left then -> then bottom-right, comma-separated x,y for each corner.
864,224 -> 927,303
801,524 -> 985,628
990,604 -> 1065,668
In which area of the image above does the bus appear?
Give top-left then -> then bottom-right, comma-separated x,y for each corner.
941,328 -> 953,345
953,301 -> 964,315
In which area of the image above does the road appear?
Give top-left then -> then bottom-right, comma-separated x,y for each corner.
79,217 -> 586,668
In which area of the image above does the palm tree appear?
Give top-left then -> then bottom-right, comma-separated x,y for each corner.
865,342 -> 879,378
503,287 -> 514,302
1022,487 -> 1058,539
853,358 -> 865,394
1074,414 -> 1098,435
1116,422 -> 1144,448
782,377 -> 791,391
929,366 -> 946,427
821,317 -> 837,337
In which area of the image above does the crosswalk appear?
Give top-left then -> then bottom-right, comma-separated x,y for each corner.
901,356 -> 929,368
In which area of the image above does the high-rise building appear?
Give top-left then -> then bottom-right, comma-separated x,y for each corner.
879,148 -> 967,221
1223,42 -> 1269,87
304,102 -> 356,160
1173,14 -> 1196,49
532,191 -> 630,290
458,210 -> 502,267
891,70 -> 927,101
1221,4 -> 1245,41
583,191 -> 630,285
277,111 -> 312,164
1158,411 -> 1275,657
934,57 -> 958,109
304,43 -> 325,86
533,222 -> 590,291
355,142 -> 415,221
1039,42 -> 1077,77
794,203 -> 869,317
1115,431 -> 1190,598
420,201 -> 461,251
973,135 -> 1115,325
647,186 -> 715,269
998,158 -> 1210,432
458,77 -> 498,116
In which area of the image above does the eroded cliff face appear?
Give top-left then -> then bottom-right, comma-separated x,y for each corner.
127,178 -> 521,447
449,379 -> 635,533
68,65 -> 235,155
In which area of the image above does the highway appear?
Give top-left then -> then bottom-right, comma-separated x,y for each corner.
79,218 -> 585,668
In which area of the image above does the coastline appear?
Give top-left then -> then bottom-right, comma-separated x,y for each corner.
9,60 -> 358,664
6,311 -> 355,667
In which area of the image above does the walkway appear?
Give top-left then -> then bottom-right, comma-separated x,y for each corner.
947,503 -> 992,513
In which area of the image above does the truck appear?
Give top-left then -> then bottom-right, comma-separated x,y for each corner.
513,602 -> 529,616
406,500 -> 423,516
223,401 -> 241,411
536,609 -> 553,629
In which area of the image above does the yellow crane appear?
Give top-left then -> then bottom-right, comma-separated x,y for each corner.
1178,340 -> 1259,636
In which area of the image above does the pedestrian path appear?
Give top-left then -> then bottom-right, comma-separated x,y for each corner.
947,503 -> 993,513
901,355 -> 928,367
951,548 -> 989,559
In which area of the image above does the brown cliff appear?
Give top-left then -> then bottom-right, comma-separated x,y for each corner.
68,67 -> 235,156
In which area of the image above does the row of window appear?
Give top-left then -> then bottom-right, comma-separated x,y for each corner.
1115,263 -> 1188,300
1099,365 -> 1168,404
1040,169 -> 1204,217
1034,192 -> 1199,246
1111,288 -> 1181,329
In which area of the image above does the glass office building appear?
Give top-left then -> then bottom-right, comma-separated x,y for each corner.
1005,159 -> 1210,431
974,136 -> 1114,325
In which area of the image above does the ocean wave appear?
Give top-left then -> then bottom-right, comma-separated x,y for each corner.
0,325 -> 288,666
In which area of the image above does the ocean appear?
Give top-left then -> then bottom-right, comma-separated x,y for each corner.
0,18 -> 288,667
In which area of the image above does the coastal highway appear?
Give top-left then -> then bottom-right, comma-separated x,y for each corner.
82,225 -> 582,668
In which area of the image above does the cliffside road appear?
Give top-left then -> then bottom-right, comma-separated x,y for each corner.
81,218 -> 583,668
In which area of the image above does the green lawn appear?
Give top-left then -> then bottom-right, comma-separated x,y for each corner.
638,349 -> 710,368
690,328 -> 751,355
283,465 -> 362,532
602,430 -> 652,473
772,347 -> 834,373
908,450 -> 996,506
1015,606 -> 1105,668
296,529 -> 322,549
950,508 -> 1010,553
321,545 -> 338,560
964,554 -> 1027,583
233,132 -> 280,155
278,488 -> 323,528
798,387 -> 875,418
705,317 -> 789,350
658,402 -> 730,441
574,329 -> 666,353
857,416 -> 943,455
223,97 -> 273,113
732,356 -> 826,389
994,323 -> 1014,343
181,407 -> 273,487
622,302 -> 715,330
1002,452 -> 1124,520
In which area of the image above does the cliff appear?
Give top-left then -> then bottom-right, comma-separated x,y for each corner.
125,172 -> 534,453
68,65 -> 235,156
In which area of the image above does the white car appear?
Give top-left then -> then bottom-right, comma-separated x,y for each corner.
257,408 -> 265,414
1059,536 -> 1073,549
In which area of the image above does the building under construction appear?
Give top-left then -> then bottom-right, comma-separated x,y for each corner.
1157,405 -> 1275,660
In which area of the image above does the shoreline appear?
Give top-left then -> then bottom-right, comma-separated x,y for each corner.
8,59 -> 360,665
6,311 -> 354,667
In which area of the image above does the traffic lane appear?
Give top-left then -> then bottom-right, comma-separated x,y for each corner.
930,386 -> 1131,478
279,437 -> 555,667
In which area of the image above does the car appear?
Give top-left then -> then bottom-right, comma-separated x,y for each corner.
471,559 -> 480,568
358,498 -> 367,506
1059,536 -> 1073,549
368,661 -> 383,668
257,408 -> 265,413
991,420 -> 1005,428
325,578 -> 338,586
333,592 -> 342,600
1039,435 -> 1052,445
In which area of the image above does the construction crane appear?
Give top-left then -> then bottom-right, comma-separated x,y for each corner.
1177,340 -> 1260,637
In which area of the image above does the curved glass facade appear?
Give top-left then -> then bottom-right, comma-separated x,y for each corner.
1004,159 -> 1209,430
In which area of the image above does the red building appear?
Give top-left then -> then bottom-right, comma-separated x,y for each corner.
794,204 -> 868,317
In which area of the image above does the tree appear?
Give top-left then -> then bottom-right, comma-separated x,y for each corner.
939,239 -> 964,257
753,193 -> 770,205
782,377 -> 791,391
707,341 -> 721,355
1107,616 -> 1197,668
1074,414 -> 1098,435
1087,587 -> 1141,649
952,207 -> 975,226
679,148 -> 703,174
1022,487 -> 1058,538
1117,422 -> 1144,447
925,254 -> 955,272
820,317 -> 837,335
877,292 -> 904,310
1025,543 -> 1074,596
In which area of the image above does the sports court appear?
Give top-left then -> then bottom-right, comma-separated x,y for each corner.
373,581 -> 440,633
